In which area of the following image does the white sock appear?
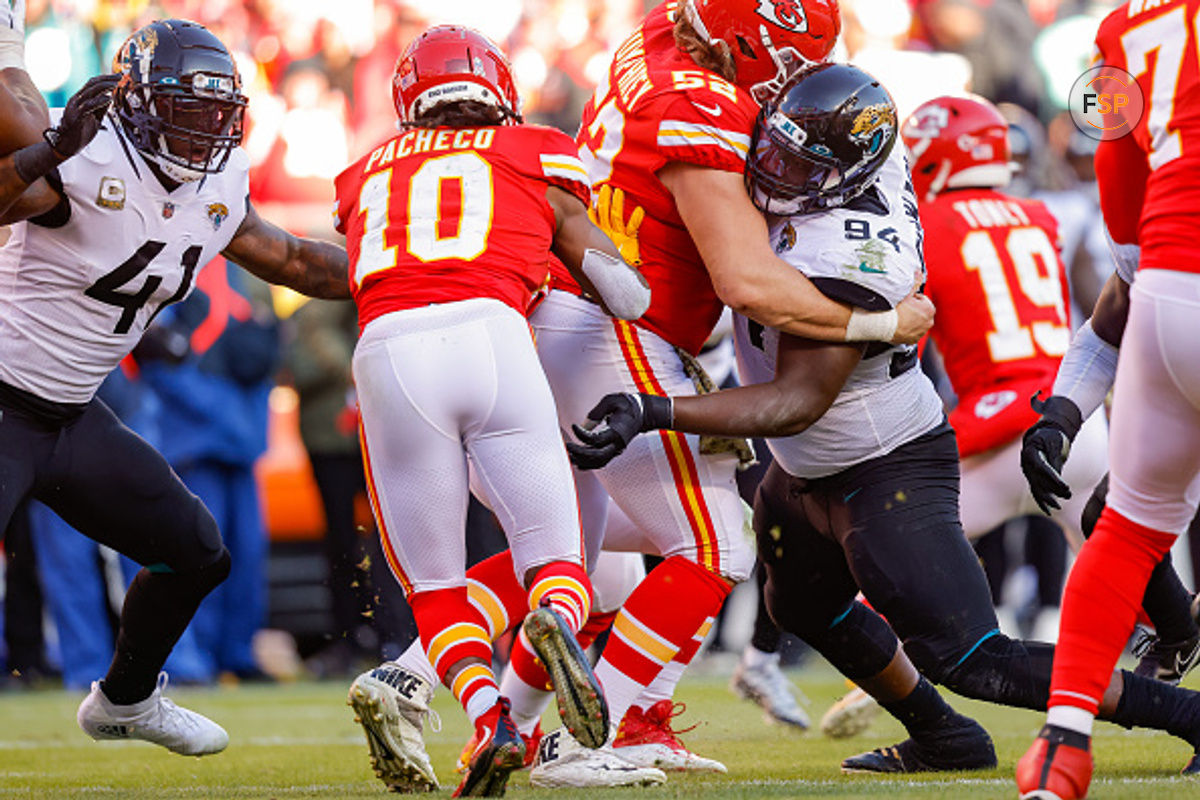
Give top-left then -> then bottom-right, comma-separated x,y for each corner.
592,662 -> 646,728
638,660 -> 685,706
741,645 -> 778,670
394,639 -> 438,687
499,663 -> 553,735
1046,705 -> 1095,737
465,685 -> 501,726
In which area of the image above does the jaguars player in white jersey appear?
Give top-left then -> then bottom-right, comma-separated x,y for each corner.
570,62 -> 1200,776
0,19 -> 349,757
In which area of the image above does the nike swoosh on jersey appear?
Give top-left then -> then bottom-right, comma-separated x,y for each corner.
692,101 -> 722,117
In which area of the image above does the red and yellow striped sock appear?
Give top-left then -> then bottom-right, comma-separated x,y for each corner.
528,560 -> 592,634
594,555 -> 730,723
410,587 -> 499,724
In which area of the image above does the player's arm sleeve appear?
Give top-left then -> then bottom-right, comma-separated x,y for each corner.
536,128 -> 592,207
1094,134 -> 1146,250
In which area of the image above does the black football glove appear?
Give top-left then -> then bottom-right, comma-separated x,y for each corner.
566,392 -> 673,471
1020,392 -> 1084,515
46,73 -> 120,158
14,73 -> 120,185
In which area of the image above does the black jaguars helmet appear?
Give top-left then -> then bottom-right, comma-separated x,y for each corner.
113,19 -> 248,183
745,63 -> 897,216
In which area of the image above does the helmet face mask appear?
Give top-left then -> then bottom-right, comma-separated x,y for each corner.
745,64 -> 897,217
114,20 -> 247,183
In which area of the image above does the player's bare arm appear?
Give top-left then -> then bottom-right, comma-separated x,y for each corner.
222,201 -> 351,300
545,183 -> 649,320
0,73 -> 117,222
668,334 -> 862,437
661,162 -> 934,345
1090,270 -> 1132,346
567,334 -> 863,470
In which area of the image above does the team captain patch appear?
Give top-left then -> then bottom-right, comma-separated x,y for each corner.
97,176 -> 125,210
207,202 -> 229,230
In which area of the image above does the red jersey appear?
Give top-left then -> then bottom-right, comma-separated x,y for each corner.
1094,0 -> 1200,273
563,1 -> 758,355
922,189 -> 1072,458
334,125 -> 590,330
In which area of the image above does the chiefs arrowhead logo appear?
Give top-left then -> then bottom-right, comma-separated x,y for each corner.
756,0 -> 809,33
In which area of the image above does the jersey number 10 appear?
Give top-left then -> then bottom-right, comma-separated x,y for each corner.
354,152 -> 495,286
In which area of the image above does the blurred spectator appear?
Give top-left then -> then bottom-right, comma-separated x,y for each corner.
247,63 -> 349,235
141,260 -> 280,682
914,0 -> 1049,118
25,0 -> 102,106
286,299 -> 415,677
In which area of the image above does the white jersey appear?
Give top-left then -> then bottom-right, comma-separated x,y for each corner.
734,147 -> 944,478
0,111 -> 249,403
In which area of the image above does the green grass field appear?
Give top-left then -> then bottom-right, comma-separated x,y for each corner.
1,659 -> 1197,799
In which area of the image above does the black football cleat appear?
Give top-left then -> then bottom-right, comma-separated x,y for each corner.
841,713 -> 997,774
453,698 -> 526,797
523,603 -> 610,749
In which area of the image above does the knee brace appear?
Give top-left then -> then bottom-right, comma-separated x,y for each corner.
787,601 -> 900,683
937,633 -> 1053,712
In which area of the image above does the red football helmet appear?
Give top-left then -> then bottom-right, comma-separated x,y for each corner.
683,0 -> 841,102
901,94 -> 1013,202
392,25 -> 521,125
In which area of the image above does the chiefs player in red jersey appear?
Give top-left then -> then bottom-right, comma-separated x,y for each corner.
334,26 -> 651,797
903,94 -> 1108,546
523,0 -> 936,772
1016,1 -> 1200,797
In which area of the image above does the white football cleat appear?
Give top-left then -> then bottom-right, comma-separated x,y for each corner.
819,686 -> 881,739
77,672 -> 228,756
612,701 -> 727,773
730,654 -> 811,729
348,665 -> 439,792
530,727 -> 666,788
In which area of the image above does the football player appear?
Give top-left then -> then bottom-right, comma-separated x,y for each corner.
347,0 -> 934,789
526,0 -> 932,776
571,62 -> 1200,778
0,19 -> 351,757
334,25 -> 654,797
902,94 -> 1106,546
1016,2 -> 1200,796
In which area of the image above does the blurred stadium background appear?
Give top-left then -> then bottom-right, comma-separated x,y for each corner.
11,0 -> 1183,701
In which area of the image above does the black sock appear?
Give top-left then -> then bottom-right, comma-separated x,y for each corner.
881,676 -> 964,739
750,565 -> 782,654
1143,553 -> 1198,645
1107,670 -> 1200,747
102,552 -> 230,705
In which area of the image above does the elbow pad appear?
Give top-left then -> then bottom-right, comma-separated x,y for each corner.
1051,319 -> 1119,421
581,248 -> 651,320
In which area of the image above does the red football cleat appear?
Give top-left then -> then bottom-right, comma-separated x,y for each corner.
456,720 -> 542,774
453,698 -> 526,797
612,701 -> 726,773
1015,724 -> 1093,800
